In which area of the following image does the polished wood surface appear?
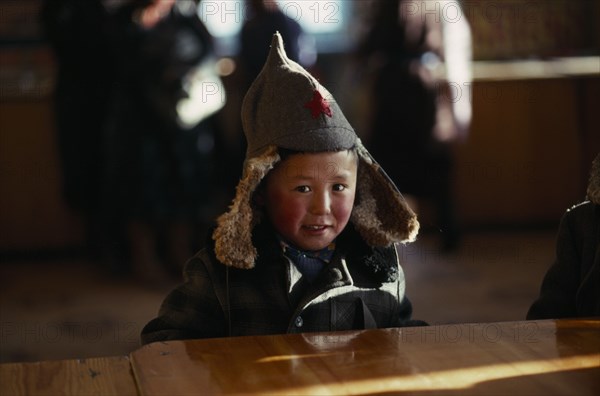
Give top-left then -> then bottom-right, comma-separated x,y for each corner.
131,319 -> 600,395
0,356 -> 137,396
2,320 -> 598,395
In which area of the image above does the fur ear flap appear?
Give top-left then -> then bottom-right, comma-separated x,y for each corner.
351,141 -> 419,246
587,153 -> 600,205
213,146 -> 280,268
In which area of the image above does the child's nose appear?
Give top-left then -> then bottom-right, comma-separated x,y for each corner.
310,191 -> 331,215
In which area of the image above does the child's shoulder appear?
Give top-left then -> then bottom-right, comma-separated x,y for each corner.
564,200 -> 597,223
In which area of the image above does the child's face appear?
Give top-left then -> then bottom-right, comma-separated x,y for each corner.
262,150 -> 358,251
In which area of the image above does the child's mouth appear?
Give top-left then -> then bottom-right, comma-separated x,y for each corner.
304,225 -> 327,231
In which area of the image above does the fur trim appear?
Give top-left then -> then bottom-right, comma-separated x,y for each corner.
356,246 -> 399,283
213,146 -> 280,269
352,140 -> 419,245
587,153 -> 600,205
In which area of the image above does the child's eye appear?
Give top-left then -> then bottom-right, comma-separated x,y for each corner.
295,186 -> 311,193
332,184 -> 346,192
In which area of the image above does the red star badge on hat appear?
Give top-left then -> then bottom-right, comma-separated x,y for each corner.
304,90 -> 332,119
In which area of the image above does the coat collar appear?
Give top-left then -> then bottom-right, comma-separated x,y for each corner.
249,223 -> 400,283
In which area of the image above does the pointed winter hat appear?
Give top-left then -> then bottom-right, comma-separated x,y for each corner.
213,32 -> 419,269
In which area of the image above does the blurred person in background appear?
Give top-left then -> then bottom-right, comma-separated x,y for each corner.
40,0 -> 115,260
102,0 -> 225,286
239,0 -> 316,86
356,0 -> 472,252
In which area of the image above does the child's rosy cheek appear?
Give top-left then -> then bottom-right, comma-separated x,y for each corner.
338,202 -> 354,220
281,202 -> 303,220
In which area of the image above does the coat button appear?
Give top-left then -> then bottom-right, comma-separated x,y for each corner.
329,268 -> 343,282
295,316 -> 304,328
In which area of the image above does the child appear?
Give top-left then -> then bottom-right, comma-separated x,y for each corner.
141,32 -> 424,344
527,153 -> 600,319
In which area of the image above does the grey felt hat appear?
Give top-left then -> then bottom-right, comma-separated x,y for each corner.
213,32 -> 419,269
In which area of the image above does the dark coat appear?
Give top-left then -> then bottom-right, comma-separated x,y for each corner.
527,201 -> 600,319
240,9 -> 303,85
355,0 -> 448,196
102,4 -> 218,222
141,224 -> 425,344
40,0 -> 113,212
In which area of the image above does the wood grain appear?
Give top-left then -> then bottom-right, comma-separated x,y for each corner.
131,319 -> 600,395
3,320 -> 598,395
0,355 -> 138,396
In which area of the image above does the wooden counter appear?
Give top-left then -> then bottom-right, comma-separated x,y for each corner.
2,319 -> 599,395
0,355 -> 137,396
130,319 -> 600,395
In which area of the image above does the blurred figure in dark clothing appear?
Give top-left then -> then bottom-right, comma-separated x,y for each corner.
103,0 -> 224,285
239,0 -> 316,87
40,0 -> 115,259
356,0 -> 472,252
